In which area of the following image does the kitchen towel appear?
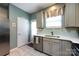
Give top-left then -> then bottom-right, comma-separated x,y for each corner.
36,37 -> 39,44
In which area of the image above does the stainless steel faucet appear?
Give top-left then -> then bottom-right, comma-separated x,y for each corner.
51,32 -> 53,35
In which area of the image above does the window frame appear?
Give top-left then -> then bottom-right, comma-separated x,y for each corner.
45,15 -> 63,29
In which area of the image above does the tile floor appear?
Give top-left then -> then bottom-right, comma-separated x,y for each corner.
7,45 -> 47,56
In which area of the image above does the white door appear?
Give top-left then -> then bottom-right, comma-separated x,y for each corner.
17,17 -> 29,47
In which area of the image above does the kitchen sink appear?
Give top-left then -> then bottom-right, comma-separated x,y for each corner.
44,35 -> 60,38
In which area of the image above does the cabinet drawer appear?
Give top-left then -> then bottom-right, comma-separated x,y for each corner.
52,39 -> 61,43
43,38 -> 51,42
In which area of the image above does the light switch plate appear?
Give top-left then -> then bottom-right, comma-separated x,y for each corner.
12,22 -> 16,27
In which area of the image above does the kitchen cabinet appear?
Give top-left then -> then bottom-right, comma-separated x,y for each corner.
43,38 -> 51,54
75,4 -> 79,27
43,38 -> 61,55
64,4 -> 79,27
50,39 -> 61,56
61,40 -> 72,56
36,11 -> 44,29
43,37 -> 72,56
64,4 -> 75,27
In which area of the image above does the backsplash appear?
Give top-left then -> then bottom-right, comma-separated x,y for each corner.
31,12 -> 79,43
37,28 -> 79,39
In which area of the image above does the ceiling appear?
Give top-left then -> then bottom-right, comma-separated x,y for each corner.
12,3 -> 54,14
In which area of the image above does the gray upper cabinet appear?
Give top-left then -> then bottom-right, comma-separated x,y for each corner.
75,4 -> 79,27
64,4 -> 79,27
36,11 -> 44,29
64,4 -> 75,27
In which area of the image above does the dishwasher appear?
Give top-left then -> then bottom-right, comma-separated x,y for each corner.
33,36 -> 43,52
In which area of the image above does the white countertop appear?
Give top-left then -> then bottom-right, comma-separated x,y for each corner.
34,34 -> 79,44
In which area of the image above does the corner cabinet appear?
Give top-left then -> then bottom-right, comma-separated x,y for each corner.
61,40 -> 72,56
64,4 -> 79,27
36,11 -> 45,29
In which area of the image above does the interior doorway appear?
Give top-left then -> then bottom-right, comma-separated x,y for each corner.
17,17 -> 29,47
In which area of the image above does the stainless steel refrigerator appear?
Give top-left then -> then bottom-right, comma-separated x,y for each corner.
0,4 -> 10,56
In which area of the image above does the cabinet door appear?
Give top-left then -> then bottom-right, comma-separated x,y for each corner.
61,41 -> 72,56
50,39 -> 61,56
43,38 -> 51,54
68,4 -> 76,27
75,4 -> 79,27
64,4 -> 76,27
36,11 -> 44,29
64,4 -> 69,27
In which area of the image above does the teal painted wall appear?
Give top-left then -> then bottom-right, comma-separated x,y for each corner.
9,4 -> 30,49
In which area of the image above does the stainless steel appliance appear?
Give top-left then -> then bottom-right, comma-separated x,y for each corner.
0,4 -> 10,56
33,36 -> 43,52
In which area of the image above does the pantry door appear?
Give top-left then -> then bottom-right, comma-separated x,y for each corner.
17,17 -> 29,47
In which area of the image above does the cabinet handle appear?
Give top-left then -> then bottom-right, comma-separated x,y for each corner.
39,39 -> 40,43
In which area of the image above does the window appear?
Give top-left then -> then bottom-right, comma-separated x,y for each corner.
31,20 -> 37,36
46,15 -> 62,28
31,20 -> 37,42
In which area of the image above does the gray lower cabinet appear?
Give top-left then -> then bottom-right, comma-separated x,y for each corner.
50,39 -> 61,56
61,40 -> 72,56
43,37 -> 72,56
43,38 -> 51,54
